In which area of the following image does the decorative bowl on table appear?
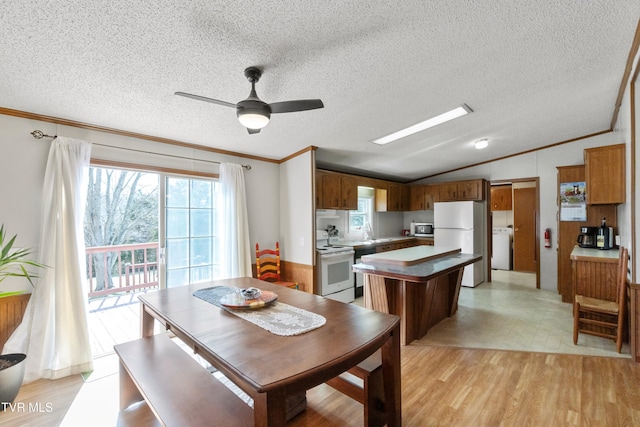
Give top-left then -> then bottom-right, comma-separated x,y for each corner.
220,288 -> 277,309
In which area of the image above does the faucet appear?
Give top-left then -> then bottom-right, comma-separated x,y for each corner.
363,222 -> 373,241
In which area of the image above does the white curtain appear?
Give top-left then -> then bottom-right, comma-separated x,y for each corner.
4,137 -> 93,382
218,163 -> 252,278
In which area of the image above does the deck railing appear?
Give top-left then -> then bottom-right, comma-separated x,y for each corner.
86,242 -> 159,298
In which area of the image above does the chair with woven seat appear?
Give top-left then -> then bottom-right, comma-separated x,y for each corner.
573,246 -> 628,353
255,242 -> 299,290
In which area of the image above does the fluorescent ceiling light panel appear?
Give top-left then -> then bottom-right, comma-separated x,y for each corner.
372,104 -> 473,145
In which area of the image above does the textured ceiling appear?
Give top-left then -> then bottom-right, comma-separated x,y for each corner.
1,1 -> 639,181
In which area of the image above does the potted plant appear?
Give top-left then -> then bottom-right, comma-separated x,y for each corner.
0,224 -> 45,407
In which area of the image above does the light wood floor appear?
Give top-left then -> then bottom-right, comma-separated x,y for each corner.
2,272 -> 640,426
2,345 -> 639,426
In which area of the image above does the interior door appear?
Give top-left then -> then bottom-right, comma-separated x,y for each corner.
513,187 -> 537,272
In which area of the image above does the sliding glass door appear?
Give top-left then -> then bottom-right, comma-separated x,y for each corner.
164,176 -> 221,287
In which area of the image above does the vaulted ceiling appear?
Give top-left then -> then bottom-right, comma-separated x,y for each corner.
2,2 -> 639,181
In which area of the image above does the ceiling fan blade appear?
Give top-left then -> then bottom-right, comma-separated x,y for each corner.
247,128 -> 261,134
269,99 -> 324,114
175,92 -> 237,109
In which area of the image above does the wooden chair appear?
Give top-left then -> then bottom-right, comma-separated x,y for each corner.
573,246 -> 628,353
255,242 -> 299,289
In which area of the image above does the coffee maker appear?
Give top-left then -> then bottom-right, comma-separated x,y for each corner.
577,226 -> 598,248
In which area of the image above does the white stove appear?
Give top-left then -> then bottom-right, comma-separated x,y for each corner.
316,230 -> 355,303
315,229 -> 354,254
316,244 -> 354,255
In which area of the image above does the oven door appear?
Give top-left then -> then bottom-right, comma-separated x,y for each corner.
318,251 -> 355,298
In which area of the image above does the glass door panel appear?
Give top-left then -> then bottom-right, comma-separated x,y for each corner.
164,176 -> 220,287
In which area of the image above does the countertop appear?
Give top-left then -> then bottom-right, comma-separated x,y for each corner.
361,245 -> 460,265
333,236 -> 433,250
352,246 -> 481,283
570,246 -> 619,263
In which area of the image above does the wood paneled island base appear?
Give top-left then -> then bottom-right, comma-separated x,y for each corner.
353,246 -> 482,345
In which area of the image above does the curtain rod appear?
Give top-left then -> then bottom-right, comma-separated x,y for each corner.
30,130 -> 251,170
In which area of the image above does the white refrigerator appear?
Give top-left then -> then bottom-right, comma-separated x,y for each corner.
434,201 -> 485,287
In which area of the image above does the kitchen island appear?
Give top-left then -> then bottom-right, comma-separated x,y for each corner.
353,246 -> 481,345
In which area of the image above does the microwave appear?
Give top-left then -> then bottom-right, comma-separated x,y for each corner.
414,223 -> 434,237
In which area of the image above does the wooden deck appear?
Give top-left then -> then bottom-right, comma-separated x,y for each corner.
87,292 -> 148,357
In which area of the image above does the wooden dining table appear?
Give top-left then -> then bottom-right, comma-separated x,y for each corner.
137,277 -> 401,427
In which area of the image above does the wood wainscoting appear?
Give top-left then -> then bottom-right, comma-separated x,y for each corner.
631,283 -> 640,363
0,293 -> 30,350
280,260 -> 314,293
251,261 -> 314,293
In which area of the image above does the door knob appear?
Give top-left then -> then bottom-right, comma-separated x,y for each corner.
514,227 -> 519,231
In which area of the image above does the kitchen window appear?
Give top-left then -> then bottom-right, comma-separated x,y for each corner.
349,195 -> 373,234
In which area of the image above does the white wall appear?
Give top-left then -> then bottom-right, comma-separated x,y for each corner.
619,47 -> 640,282
415,132 -> 621,291
0,115 -> 49,293
279,150 -> 314,265
0,113 -> 281,291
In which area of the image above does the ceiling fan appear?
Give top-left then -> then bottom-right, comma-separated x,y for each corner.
176,67 -> 324,134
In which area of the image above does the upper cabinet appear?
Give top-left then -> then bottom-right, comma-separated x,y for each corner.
388,183 -> 409,211
316,169 -> 486,211
490,185 -> 512,211
315,170 -> 324,207
584,144 -> 625,205
316,170 -> 358,210
375,183 -> 409,212
409,184 -> 440,210
438,179 -> 485,202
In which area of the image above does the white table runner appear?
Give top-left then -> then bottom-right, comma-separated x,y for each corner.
193,286 -> 326,336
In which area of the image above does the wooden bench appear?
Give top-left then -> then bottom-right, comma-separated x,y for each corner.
114,333 -> 253,427
325,350 -> 387,426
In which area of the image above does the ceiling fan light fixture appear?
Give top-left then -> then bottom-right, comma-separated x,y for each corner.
475,138 -> 489,149
238,112 -> 270,129
176,66 -> 323,133
372,104 -> 473,145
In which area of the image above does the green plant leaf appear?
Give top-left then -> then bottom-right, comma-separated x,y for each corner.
0,224 -> 47,287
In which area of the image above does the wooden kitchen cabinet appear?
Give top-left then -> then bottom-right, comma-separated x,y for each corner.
415,237 -> 434,246
491,185 -> 512,211
439,179 -> 485,201
556,165 -> 617,303
457,180 -> 483,200
424,184 -> 440,209
340,175 -> 358,210
388,183 -> 409,211
438,182 -> 458,201
374,240 -> 417,253
376,183 -> 409,211
409,184 -> 440,211
315,170 -> 324,207
409,185 -> 425,210
317,171 -> 358,210
584,144 -> 625,205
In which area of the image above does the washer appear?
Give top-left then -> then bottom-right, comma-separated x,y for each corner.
492,227 -> 513,270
